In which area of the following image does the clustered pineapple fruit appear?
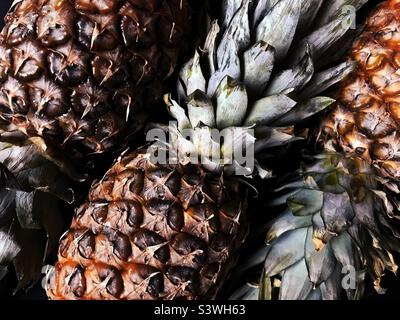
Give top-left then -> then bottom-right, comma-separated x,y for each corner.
0,0 -> 192,291
47,0 -> 372,300
1,0 -> 400,301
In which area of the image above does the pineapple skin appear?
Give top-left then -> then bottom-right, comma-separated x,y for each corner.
48,152 -> 247,300
0,0 -> 191,160
323,0 -> 400,181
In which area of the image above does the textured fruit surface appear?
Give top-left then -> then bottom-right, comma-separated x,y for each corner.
47,0 -> 369,301
0,0 -> 191,160
323,0 -> 400,181
47,152 -> 247,300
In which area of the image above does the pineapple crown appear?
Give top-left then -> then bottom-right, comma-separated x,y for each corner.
0,142 -> 74,290
150,0 -> 367,177
230,151 -> 400,300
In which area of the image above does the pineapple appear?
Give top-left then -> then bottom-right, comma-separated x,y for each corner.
0,0 -> 192,291
323,0 -> 400,199
0,0 -> 192,163
47,0 -> 365,300
231,0 -> 400,300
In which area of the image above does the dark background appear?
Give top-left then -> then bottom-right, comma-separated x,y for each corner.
0,0 -> 398,301
0,1 -> 10,28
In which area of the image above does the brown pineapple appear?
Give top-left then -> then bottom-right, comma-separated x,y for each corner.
0,0 -> 191,162
323,0 -> 400,186
48,152 -> 246,299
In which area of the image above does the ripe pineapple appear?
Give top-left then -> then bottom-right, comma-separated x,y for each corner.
231,0 -> 400,300
323,0 -> 400,195
47,0 -> 364,300
0,0 -> 192,292
0,0 -> 192,165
